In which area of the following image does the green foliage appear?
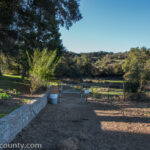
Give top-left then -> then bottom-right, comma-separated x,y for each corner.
0,0 -> 20,50
28,49 -> 60,80
123,47 -> 150,80
1,0 -> 82,52
0,87 -> 20,100
13,89 -> 21,96
0,74 -> 30,100
123,47 -> 150,95
96,53 -> 125,76
0,92 -> 11,99
89,86 -> 123,100
55,51 -> 127,78
0,0 -> 82,78
55,54 -> 82,78
0,74 -> 26,81
142,59 -> 150,80
27,49 -> 61,93
29,76 -> 47,94
0,52 -> 24,75
23,99 -> 31,104
0,89 -> 3,92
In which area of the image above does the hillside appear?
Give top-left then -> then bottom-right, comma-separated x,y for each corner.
55,51 -> 128,78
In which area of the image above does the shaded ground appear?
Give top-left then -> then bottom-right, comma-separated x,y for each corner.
11,86 -> 150,150
0,75 -> 43,118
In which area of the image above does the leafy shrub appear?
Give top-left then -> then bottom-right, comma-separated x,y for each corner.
123,47 -> 150,99
0,92 -> 11,99
30,76 -> 47,94
27,49 -> 61,94
23,99 -> 31,104
13,89 -> 21,96
0,89 -> 4,92
124,81 -> 146,101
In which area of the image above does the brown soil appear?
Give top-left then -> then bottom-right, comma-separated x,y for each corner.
0,94 -> 43,117
11,86 -> 150,150
0,79 -> 43,116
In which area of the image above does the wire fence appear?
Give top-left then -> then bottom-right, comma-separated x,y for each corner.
49,80 -> 150,102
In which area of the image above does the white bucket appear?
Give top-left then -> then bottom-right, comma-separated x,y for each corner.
49,94 -> 58,104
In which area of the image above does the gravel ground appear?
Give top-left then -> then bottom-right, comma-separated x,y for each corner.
11,86 -> 150,150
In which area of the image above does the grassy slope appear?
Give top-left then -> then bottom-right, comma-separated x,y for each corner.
0,74 -> 30,118
0,74 -> 30,92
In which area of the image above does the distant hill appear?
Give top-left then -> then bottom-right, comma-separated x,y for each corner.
55,51 -> 128,78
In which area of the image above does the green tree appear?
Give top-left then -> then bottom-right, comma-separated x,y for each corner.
0,0 -> 82,77
55,52 -> 81,78
123,47 -> 150,92
14,0 -> 82,52
0,0 -> 21,51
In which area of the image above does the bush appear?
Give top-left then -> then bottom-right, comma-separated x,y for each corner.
30,76 -> 47,94
125,92 -> 146,101
124,81 -> 148,101
13,89 -> 21,96
27,49 -> 61,94
124,81 -> 140,93
0,92 -> 11,99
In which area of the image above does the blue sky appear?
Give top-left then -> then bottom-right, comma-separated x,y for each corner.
60,0 -> 150,53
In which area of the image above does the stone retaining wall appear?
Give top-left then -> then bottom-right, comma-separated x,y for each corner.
0,91 -> 48,146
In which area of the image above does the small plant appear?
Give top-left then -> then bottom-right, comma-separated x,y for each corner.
23,99 -> 31,104
0,92 -> 11,99
0,89 -> 4,93
0,114 -> 7,119
30,76 -> 47,94
13,89 -> 17,94
13,89 -> 21,96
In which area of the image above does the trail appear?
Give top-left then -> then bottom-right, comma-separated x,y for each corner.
11,86 -> 150,150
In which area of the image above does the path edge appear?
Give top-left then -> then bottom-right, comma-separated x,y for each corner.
0,90 -> 49,147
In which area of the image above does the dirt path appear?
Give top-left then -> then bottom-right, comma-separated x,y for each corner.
11,86 -> 150,150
